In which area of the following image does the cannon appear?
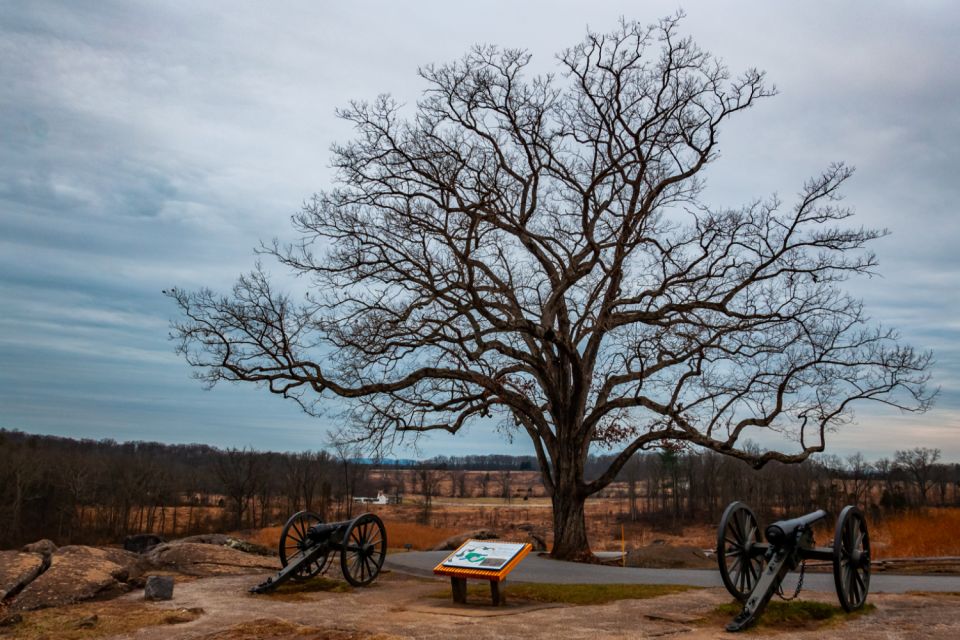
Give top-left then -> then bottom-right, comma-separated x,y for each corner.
716,502 -> 870,632
250,511 -> 387,593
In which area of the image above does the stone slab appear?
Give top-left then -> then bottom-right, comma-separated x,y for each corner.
0,551 -> 46,602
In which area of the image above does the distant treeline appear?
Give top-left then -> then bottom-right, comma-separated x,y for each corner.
1,429 -> 957,549
389,454 -> 539,471
409,446 -> 960,527
0,429 -> 374,549
592,446 -> 959,529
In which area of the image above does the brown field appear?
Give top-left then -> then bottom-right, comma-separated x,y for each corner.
235,498 -> 960,559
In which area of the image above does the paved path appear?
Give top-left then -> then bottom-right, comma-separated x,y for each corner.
387,551 -> 960,594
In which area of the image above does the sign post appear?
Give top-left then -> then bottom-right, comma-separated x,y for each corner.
433,540 -> 532,606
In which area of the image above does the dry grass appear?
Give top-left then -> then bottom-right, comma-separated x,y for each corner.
872,508 -> 960,558
244,525 -> 284,550
258,576 -> 354,602
710,600 -> 875,631
0,600 -> 202,639
427,582 -> 698,605
380,520 -> 461,550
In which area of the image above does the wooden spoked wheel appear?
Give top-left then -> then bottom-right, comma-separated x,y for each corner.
717,501 -> 765,601
340,513 -> 387,587
279,510 -> 327,581
833,505 -> 870,611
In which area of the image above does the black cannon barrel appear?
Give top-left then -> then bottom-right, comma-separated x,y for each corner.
307,521 -> 348,538
764,509 -> 827,546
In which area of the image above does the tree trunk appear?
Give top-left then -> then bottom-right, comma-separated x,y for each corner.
550,487 -> 590,560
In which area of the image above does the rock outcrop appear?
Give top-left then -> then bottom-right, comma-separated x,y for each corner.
431,529 -> 500,551
3,535 -> 276,611
123,533 -> 166,554
0,551 -> 48,602
624,544 -> 714,569
21,539 -> 57,556
167,534 -> 274,556
10,546 -> 141,611
145,542 -> 277,576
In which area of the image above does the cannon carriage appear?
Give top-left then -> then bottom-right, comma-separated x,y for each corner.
717,502 -> 870,631
251,511 -> 387,593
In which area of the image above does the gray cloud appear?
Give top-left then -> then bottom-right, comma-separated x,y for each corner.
1,0 -> 957,460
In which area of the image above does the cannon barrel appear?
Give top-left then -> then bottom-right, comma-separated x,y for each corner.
308,521 -> 348,537
764,509 -> 827,546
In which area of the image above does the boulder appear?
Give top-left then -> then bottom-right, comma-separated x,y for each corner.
145,542 -> 277,576
431,529 -> 499,551
624,544 -> 714,570
501,524 -> 549,551
174,533 -> 230,546
144,575 -> 174,601
0,551 -> 48,602
170,534 -> 273,556
525,531 -> 548,552
223,538 -> 274,556
124,533 -> 166,554
21,539 -> 57,556
10,546 -> 140,611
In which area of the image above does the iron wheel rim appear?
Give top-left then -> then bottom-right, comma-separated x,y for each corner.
833,505 -> 870,611
279,510 -> 328,581
717,501 -> 765,602
340,513 -> 387,587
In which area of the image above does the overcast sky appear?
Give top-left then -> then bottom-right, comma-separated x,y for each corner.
1,1 -> 957,462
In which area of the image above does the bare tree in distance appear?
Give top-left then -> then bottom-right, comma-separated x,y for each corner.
168,15 -> 934,559
895,447 -> 941,506
845,452 -> 870,505
215,448 -> 261,530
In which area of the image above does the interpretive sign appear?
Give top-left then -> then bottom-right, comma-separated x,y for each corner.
433,539 -> 532,605
440,541 -> 529,571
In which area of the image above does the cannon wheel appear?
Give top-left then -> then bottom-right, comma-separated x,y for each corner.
340,513 -> 387,587
833,505 -> 870,611
279,510 -> 328,581
717,501 -> 765,602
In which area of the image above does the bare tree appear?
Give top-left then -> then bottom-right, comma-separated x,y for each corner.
623,454 -> 641,522
215,448 -> 261,530
479,472 -> 491,498
416,465 -> 440,523
895,447 -> 941,506
845,452 -> 871,506
168,16 -> 933,559
330,439 -> 363,519
497,470 -> 513,504
872,457 -> 900,509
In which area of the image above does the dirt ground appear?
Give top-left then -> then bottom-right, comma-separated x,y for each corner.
14,567 -> 955,640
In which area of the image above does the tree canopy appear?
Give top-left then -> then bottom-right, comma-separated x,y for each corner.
169,15 -> 933,558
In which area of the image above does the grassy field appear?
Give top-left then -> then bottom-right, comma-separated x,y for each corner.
237,503 -> 960,559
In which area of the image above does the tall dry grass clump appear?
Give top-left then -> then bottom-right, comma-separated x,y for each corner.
873,508 -> 960,557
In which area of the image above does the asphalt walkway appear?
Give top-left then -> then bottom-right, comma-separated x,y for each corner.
386,550 -> 960,594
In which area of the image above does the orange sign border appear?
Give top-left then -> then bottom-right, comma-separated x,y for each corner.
432,540 -> 532,582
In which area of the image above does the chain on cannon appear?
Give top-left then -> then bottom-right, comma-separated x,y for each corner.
716,502 -> 871,632
250,511 -> 387,593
